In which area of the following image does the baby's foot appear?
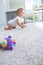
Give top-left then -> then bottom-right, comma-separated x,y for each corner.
4,26 -> 12,30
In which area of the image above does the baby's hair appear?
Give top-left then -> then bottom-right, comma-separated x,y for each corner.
16,8 -> 24,15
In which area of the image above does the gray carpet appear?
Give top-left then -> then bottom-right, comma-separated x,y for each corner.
0,23 -> 43,65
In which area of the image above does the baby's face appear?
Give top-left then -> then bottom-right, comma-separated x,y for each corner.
21,10 -> 25,17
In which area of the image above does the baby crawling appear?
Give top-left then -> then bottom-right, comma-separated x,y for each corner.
5,8 -> 26,30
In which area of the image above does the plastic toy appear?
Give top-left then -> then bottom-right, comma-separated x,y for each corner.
1,39 -> 7,48
12,39 -> 16,46
0,36 -> 16,50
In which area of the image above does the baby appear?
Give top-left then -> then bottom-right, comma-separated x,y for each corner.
5,8 -> 26,30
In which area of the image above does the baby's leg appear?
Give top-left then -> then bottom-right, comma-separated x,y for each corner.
4,24 -> 12,30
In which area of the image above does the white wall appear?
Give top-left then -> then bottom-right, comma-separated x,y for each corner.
0,0 -> 7,26
0,11 -> 6,25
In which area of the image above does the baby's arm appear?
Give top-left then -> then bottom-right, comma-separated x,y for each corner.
16,19 -> 26,28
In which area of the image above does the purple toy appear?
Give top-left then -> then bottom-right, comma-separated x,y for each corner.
0,44 -> 2,49
0,36 -> 16,50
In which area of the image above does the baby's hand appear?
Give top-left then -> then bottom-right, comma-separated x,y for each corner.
21,25 -> 26,28
23,24 -> 26,27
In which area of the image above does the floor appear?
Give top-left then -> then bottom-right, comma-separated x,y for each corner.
0,23 -> 43,65
34,22 -> 43,30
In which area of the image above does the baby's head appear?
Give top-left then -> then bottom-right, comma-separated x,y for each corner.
16,8 -> 25,17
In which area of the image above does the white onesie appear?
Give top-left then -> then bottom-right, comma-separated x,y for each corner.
8,16 -> 24,27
